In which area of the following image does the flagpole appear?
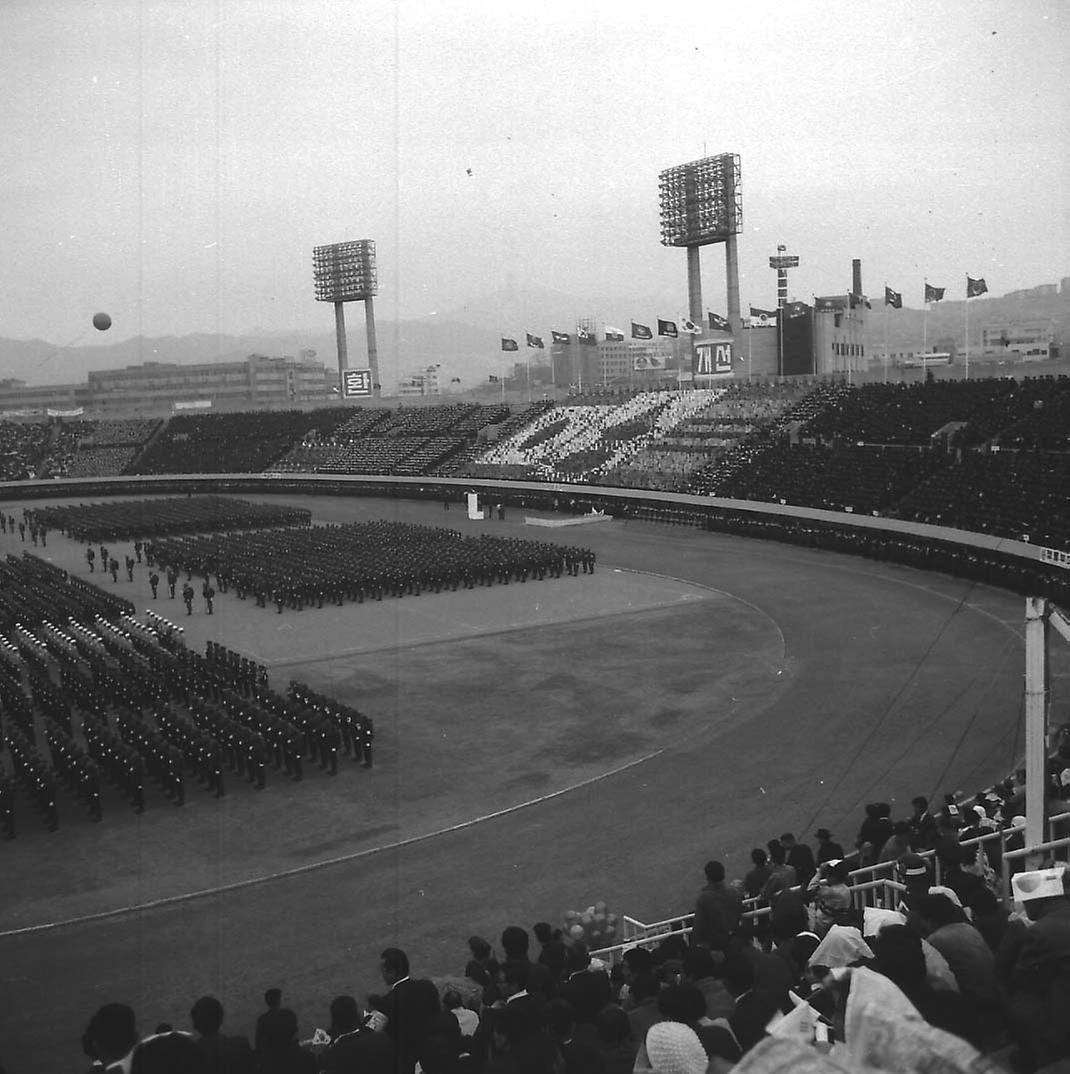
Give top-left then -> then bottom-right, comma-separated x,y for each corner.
923,280 -> 928,357
964,292 -> 970,381
883,283 -> 889,384
747,319 -> 752,382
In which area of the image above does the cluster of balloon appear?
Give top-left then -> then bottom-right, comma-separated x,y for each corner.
92,312 -> 112,332
563,901 -> 618,950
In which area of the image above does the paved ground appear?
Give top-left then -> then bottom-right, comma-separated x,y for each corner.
1,491 -> 1061,1073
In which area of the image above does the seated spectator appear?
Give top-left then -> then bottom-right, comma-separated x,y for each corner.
544,998 -> 599,1074
814,828 -> 844,865
256,1009 -> 315,1074
130,1031 -> 206,1074
869,925 -> 986,1050
561,942 -> 612,1026
638,1021 -> 710,1074
625,973 -> 662,1047
681,947 -> 733,1021
807,859 -> 854,935
189,995 -> 254,1074
759,843 -> 797,905
442,988 -> 479,1040
483,1002 -> 559,1074
1003,864 -> 1070,1071
617,946 -> 653,1011
533,922 -> 567,981
935,844 -> 986,908
321,995 -> 393,1074
743,848 -> 770,899
416,1011 -> 477,1074
255,989 -> 285,1056
84,1003 -> 140,1074
594,1005 -> 634,1074
913,892 -> 1002,1049
780,832 -> 816,888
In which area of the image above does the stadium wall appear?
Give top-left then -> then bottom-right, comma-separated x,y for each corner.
0,470 -> 1055,571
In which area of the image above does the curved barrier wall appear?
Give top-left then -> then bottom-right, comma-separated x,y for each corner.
0,472 -> 1063,587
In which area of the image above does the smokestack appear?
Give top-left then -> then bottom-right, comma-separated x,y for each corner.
852,259 -> 862,296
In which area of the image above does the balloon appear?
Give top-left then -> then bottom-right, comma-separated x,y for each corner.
594,901 -> 608,913
580,912 -> 593,926
564,910 -> 579,923
92,312 -> 112,331
569,924 -> 584,940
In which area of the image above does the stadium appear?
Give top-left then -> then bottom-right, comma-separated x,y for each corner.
2,377 -> 1070,1072
3,3 -> 1070,1071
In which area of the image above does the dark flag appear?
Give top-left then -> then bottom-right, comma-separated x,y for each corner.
551,330 -> 571,345
924,283 -> 945,304
501,337 -> 518,352
884,287 -> 902,309
578,325 -> 596,344
488,374 -> 500,382
657,319 -> 678,338
707,312 -> 731,332
966,276 -> 988,298
749,307 -> 777,327
631,321 -> 653,340
526,333 -> 544,348
603,324 -> 624,342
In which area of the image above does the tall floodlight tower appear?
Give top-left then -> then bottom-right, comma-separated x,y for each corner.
312,239 -> 380,398
658,153 -> 743,334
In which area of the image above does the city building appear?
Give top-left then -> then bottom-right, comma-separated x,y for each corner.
980,319 -> 1057,360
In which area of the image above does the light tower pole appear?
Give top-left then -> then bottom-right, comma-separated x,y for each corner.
659,153 -> 743,377
313,239 -> 381,399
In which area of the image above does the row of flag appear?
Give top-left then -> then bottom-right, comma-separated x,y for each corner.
884,276 -> 988,310
500,276 -> 993,351
500,311 -> 742,352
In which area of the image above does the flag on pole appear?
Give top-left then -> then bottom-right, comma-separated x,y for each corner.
924,283 -> 945,304
657,319 -> 678,338
577,325 -> 596,345
551,330 -> 571,345
884,287 -> 902,309
631,321 -> 653,340
501,338 -> 518,352
525,333 -> 544,349
603,324 -> 624,342
749,307 -> 777,327
966,276 -> 988,298
707,312 -> 731,332
680,316 -> 702,335
488,374 -> 500,382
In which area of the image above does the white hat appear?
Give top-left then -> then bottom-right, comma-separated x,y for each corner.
1012,864 -> 1067,903
644,1022 -> 708,1074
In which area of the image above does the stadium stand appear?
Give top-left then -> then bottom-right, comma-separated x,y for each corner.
5,381 -> 1070,1072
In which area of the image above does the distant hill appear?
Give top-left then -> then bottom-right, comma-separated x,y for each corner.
2,279 -> 1065,392
860,282 -> 1068,354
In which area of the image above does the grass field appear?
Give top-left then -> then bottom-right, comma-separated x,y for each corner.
1,491 -> 1059,1073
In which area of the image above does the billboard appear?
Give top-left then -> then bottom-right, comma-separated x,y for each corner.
694,341 -> 734,377
633,354 -> 666,371
341,369 -> 372,398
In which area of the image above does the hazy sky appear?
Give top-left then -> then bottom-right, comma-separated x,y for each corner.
1,0 -> 1066,350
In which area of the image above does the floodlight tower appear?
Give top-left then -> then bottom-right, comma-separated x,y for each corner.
658,153 -> 743,334
312,239 -> 381,397
769,244 -> 799,310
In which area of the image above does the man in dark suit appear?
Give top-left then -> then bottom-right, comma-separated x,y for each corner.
369,947 -> 441,1074
560,942 -> 612,1026
780,832 -> 816,888
190,995 -> 255,1074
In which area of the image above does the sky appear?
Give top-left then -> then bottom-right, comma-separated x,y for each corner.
0,0 -> 1067,353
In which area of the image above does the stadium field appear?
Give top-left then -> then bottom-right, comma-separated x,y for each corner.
0,491 -> 1054,1073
